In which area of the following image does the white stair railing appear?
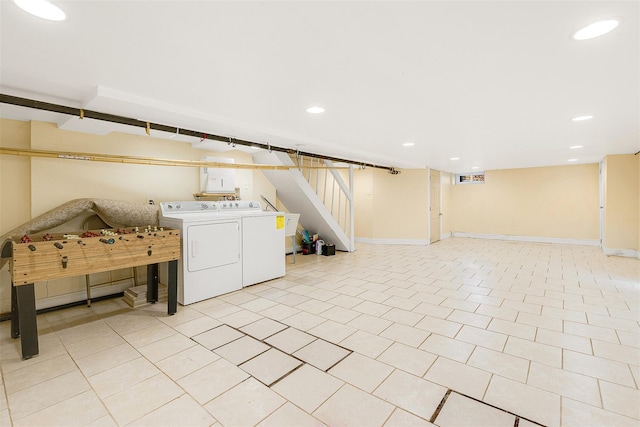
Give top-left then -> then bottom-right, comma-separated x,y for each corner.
296,156 -> 355,251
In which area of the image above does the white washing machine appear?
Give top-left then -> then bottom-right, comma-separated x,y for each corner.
218,201 -> 285,287
159,201 -> 242,305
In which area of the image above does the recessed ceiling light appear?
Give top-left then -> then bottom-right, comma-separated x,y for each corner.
572,19 -> 620,40
402,142 -> 415,147
306,106 -> 324,114
570,145 -> 584,149
572,115 -> 593,122
13,0 -> 66,21
568,158 -> 579,162
450,157 -> 460,161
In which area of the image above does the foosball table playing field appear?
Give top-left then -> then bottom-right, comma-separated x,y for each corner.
1,226 -> 181,360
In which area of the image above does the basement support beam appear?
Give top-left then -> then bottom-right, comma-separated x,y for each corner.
1,93 -> 394,172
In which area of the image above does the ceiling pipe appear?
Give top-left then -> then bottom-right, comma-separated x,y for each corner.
0,93 -> 394,172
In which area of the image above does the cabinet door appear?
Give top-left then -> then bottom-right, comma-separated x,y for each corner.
187,221 -> 240,272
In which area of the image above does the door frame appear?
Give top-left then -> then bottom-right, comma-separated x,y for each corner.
599,160 -> 604,247
429,168 -> 442,244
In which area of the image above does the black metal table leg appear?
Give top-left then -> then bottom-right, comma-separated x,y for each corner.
146,263 -> 159,304
11,282 -> 19,338
167,260 -> 177,315
15,284 -> 39,359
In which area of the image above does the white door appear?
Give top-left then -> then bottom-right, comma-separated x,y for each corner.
187,221 -> 240,272
599,161 -> 604,247
430,169 -> 441,243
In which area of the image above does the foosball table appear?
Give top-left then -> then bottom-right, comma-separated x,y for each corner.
1,226 -> 181,360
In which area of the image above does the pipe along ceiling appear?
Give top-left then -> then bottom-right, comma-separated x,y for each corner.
1,94 -> 398,173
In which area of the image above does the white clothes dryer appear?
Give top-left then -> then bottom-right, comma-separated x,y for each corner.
218,201 -> 285,287
159,201 -> 242,305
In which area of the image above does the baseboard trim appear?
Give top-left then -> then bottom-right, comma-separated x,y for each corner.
355,237 -> 430,246
440,232 -> 452,240
451,232 -> 600,247
35,279 -> 134,311
602,247 -> 640,259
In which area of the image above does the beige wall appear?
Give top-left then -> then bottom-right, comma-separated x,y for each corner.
603,154 -> 639,251
0,119 -> 276,313
0,120 -> 275,220
354,163 -> 602,244
353,168 -> 429,241
451,164 -> 600,241
28,121 -> 274,216
353,168 -> 373,238
0,119 -> 31,232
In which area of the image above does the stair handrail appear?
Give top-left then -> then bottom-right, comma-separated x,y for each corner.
260,195 -> 279,212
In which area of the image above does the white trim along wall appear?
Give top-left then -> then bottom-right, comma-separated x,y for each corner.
601,247 -> 640,259
355,237 -> 430,246
452,232 -> 600,247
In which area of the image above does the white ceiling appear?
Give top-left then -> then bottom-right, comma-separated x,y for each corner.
1,1 -> 638,172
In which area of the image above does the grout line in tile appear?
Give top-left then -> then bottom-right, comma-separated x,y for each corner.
320,349 -> 353,373
380,407 -> 396,426
210,320 -> 356,383
240,318 -> 290,341
260,399 -> 289,425
286,337 -> 319,355
190,332 -> 244,351
265,361 -> 305,388
442,388 -> 550,427
595,378 -> 605,409
187,324 -> 223,339
217,323 -> 295,359
257,327 -> 289,342
128,391 -> 188,426
429,388 -> 452,423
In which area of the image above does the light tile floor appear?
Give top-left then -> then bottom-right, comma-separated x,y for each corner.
1,238 -> 639,426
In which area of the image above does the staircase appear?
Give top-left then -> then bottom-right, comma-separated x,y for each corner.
252,151 -> 355,252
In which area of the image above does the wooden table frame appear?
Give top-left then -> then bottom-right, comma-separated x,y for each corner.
3,228 -> 180,360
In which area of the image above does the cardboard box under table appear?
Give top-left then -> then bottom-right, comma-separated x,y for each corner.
2,228 -> 181,360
